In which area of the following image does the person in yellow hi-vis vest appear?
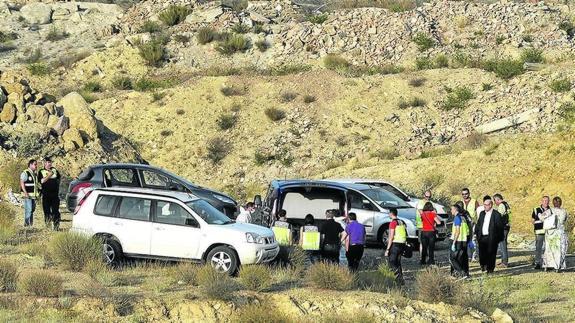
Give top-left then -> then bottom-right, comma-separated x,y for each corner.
299,214 -> 320,266
20,159 -> 39,227
450,203 -> 470,278
272,210 -> 292,267
385,208 -> 406,284
531,196 -> 550,270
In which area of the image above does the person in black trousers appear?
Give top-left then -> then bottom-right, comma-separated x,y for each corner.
319,209 -> 344,264
474,196 -> 504,273
420,201 -> 442,265
342,212 -> 365,271
38,157 -> 61,231
385,208 -> 407,284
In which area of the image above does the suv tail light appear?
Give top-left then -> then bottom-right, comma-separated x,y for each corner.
74,189 -> 93,215
71,182 -> 93,193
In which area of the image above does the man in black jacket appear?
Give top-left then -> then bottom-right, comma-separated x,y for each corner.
474,195 -> 504,273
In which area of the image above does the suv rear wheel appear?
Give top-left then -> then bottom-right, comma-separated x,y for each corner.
378,225 -> 390,247
102,238 -> 123,266
207,246 -> 238,275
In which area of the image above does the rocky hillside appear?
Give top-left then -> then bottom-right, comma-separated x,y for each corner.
1,0 -> 575,235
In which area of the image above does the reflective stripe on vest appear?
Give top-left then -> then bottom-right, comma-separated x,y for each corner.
464,198 -> 477,221
392,220 -> 407,244
301,226 -> 320,250
452,215 -> 469,242
39,168 -> 58,179
272,226 -> 290,246
416,200 -> 424,228
21,169 -> 38,198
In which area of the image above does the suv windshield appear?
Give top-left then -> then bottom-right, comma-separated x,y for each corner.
361,188 -> 410,208
186,199 -> 233,225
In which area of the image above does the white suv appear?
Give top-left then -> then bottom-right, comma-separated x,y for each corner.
72,187 -> 279,274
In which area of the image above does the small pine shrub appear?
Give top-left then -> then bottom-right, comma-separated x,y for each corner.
370,148 -> 399,160
481,57 -> 524,79
216,34 -> 250,55
158,5 -> 190,26
231,23 -> 250,34
206,137 -> 231,163
264,107 -> 286,122
139,21 -> 162,33
415,267 -> 457,303
307,14 -> 328,24
434,54 -> 449,68
255,39 -> 269,52
306,262 -> 354,291
412,32 -> 434,51
217,113 -> 238,130
465,131 -> 488,149
398,97 -> 426,109
49,232 -> 101,271
356,263 -> 396,292
169,263 -> 200,285
521,48 -> 544,63
45,26 -> 68,42
220,84 -> 246,96
232,303 -> 290,323
303,95 -> 316,103
0,260 -> 18,292
239,265 -> 273,291
19,271 -> 63,297
415,57 -> 433,70
549,77 -> 572,93
83,81 -> 102,92
280,91 -> 298,103
440,86 -> 474,111
27,63 -> 50,76
196,265 -> 237,300
197,27 -> 217,45
481,83 -> 493,91
137,40 -> 165,67
112,76 -> 133,90
408,78 -> 426,87
323,54 -> 349,70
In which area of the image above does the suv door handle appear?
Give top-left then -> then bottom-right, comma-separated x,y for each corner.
154,227 -> 165,231
113,222 -> 123,226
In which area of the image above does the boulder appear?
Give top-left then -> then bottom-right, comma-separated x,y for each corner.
44,102 -> 57,115
20,3 -> 53,25
491,308 -> 513,323
26,105 -> 50,125
7,93 -> 25,114
51,8 -> 71,20
53,115 -> 70,137
2,82 -> 30,97
57,92 -> 98,141
249,11 -> 271,24
0,103 -> 17,123
62,127 -> 84,151
47,115 -> 59,129
188,7 -> 224,23
0,86 -> 6,107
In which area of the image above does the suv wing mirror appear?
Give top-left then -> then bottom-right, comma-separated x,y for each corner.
254,195 -> 262,207
185,218 -> 199,227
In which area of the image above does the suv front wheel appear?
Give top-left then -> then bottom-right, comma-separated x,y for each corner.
102,238 -> 123,266
207,246 -> 238,275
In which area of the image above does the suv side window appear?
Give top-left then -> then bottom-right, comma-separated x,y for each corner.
348,191 -> 377,211
154,201 -> 198,227
117,197 -> 151,221
104,168 -> 140,187
94,195 -> 118,216
141,170 -> 169,189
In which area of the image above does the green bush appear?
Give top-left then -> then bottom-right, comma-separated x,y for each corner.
303,95 -> 316,103
559,20 -> 575,37
158,5 -> 190,26
134,78 -> 171,92
307,262 -> 354,291
0,204 -> 16,244
112,76 -> 133,90
280,91 -> 298,103
196,265 -> 237,300
307,13 -> 328,24
197,27 -> 217,45
239,265 -> 273,291
434,54 -> 449,68
0,160 -> 25,193
264,107 -> 286,122
27,63 -> 51,76
481,57 -> 524,79
206,137 -> 231,163
231,23 -> 250,34
19,271 -> 63,297
412,33 -> 434,51
137,39 -> 165,67
370,148 -> 399,160
229,0 -> 248,12
549,77 -> 572,93
139,21 -> 162,33
216,34 -> 250,55
398,97 -> 426,109
0,259 -> 18,292
287,246 -> 306,273
520,48 -> 544,63
216,113 -> 238,130
440,86 -> 474,111
174,34 -> 190,43
0,31 -> 17,43
220,84 -> 246,96
232,303 -> 290,323
169,263 -> 200,285
49,232 -> 101,271
415,267 -> 457,303
559,102 -> 575,123
408,77 -> 426,87
255,39 -> 269,52
83,81 -> 102,93
45,26 -> 68,42
465,131 -> 489,149
415,57 -> 433,70
356,263 -> 396,292
481,83 -> 493,91
15,132 -> 43,157
323,54 -> 349,70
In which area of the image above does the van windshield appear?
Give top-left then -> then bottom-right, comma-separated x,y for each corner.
361,188 -> 410,208
185,200 -> 233,225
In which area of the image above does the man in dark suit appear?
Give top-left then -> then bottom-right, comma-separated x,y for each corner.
474,195 -> 504,273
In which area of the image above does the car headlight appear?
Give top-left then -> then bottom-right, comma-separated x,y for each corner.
213,194 -> 235,204
246,232 -> 265,244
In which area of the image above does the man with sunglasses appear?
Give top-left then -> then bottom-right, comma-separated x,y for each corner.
461,188 -> 480,261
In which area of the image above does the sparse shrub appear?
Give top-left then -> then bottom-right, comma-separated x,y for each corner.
19,271 -> 63,297
481,57 -> 524,79
440,86 -> 474,111
408,77 -> 426,87
231,23 -> 250,34
83,81 -> 102,92
0,160 -> 25,193
232,303 -> 289,323
522,34 -> 533,42
454,280 -> 499,314
176,108 -> 185,115
558,102 -> 575,124
465,131 -> 488,149
158,5 -> 190,26
169,263 -> 200,285
306,262 -> 354,291
446,178 -> 467,197
252,23 -> 265,34
221,84 -> 246,96
254,150 -> 275,166
134,78 -> 170,92
267,64 -> 313,76
255,39 -> 269,52
559,20 -> 575,38
197,27 -> 217,45
521,48 -> 544,63
15,132 -> 43,157
174,34 -> 190,43
307,13 -> 328,24
217,113 -> 238,130
415,267 -> 457,303
455,15 -> 468,29
139,21 -> 162,33
110,293 -> 136,316
415,56 -> 433,70
206,137 -> 231,163
549,77 -> 572,93
229,0 -> 248,12
0,203 -> 17,244
287,246 -> 306,274
412,32 -> 434,51
49,231 -> 101,271
239,265 -> 273,291
112,76 -> 133,90
27,62 -> 50,76
481,83 -> 493,91
398,97 -> 426,109
370,148 -> 399,160
152,91 -> 166,102
483,142 -> 499,156
385,0 -> 416,12
434,54 -> 449,68
451,52 -> 482,69
356,263 -> 396,292
0,260 -> 18,292
45,26 -> 68,42
137,39 -> 165,67
323,54 -> 349,70
264,107 -> 286,122
20,48 -> 42,64
216,34 -> 250,55
329,0 -> 414,12
280,91 -> 297,103
160,130 -> 172,137
0,31 -> 17,43
196,265 -> 238,300
303,95 -> 316,103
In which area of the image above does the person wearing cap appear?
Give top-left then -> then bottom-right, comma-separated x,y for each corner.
38,157 -> 61,230
474,195 -> 504,273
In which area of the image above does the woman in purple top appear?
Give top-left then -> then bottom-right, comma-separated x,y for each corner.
342,212 -> 366,271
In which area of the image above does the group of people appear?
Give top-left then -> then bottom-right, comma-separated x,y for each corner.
18,158 -> 62,230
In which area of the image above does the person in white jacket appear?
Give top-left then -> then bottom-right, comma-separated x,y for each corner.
236,202 -> 255,223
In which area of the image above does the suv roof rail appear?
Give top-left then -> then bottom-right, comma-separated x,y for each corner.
94,187 -> 197,201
